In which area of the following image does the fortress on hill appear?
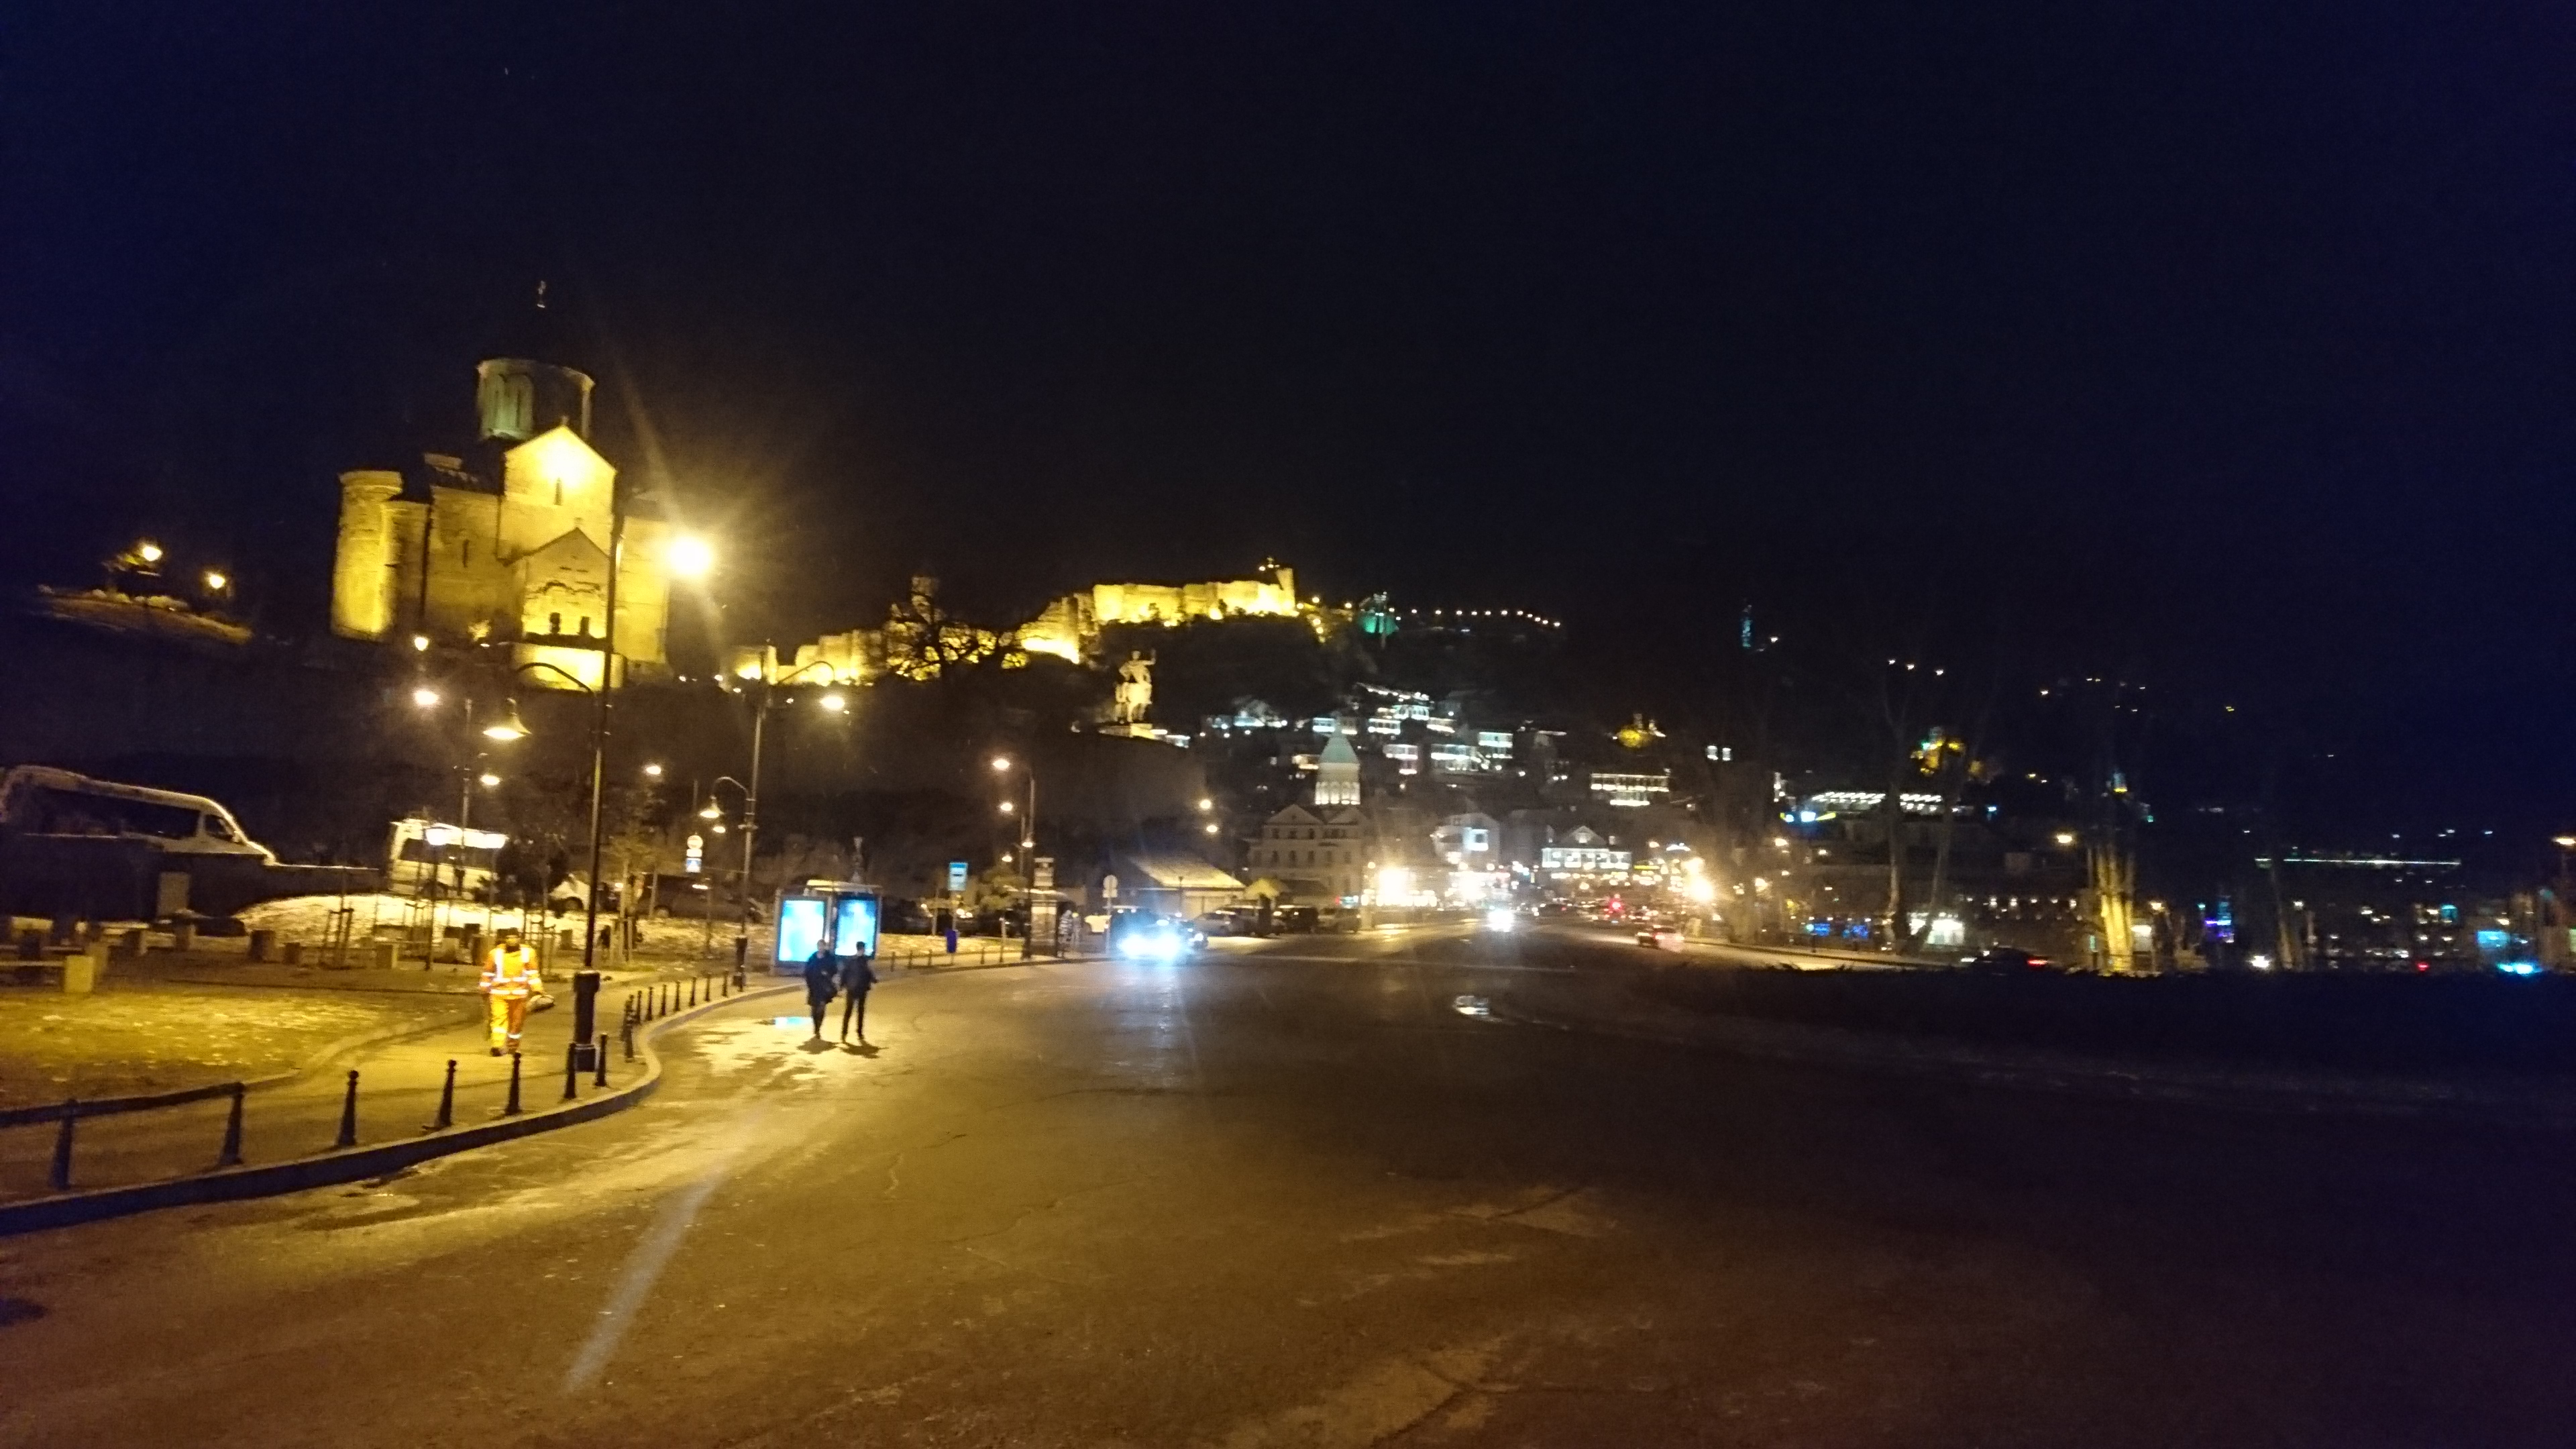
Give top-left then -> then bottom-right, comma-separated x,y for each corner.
1014,561 -> 1304,664
733,561 -> 1316,687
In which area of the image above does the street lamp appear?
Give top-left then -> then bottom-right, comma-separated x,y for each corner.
411,686 -> 441,709
731,659 -> 847,975
508,658 -> 616,1014
990,755 -> 1040,959
666,533 -> 715,580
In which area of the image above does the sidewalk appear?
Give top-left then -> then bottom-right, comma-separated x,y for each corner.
0,971 -> 721,1203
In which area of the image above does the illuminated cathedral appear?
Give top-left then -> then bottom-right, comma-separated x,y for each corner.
329,335 -> 682,690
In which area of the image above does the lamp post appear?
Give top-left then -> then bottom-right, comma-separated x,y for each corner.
991,755 -> 1038,959
733,661 -> 845,971
506,661 -> 608,1049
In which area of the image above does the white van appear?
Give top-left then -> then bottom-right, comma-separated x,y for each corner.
0,766 -> 276,863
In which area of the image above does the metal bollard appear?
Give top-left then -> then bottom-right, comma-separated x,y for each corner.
593,1037 -> 610,1087
504,1052 -> 523,1116
562,1043 -> 580,1102
218,1083 -> 245,1167
432,1059 -> 457,1130
622,1014 -> 635,1061
688,976 -> 698,1007
49,1102 -> 76,1191
333,1069 -> 360,1149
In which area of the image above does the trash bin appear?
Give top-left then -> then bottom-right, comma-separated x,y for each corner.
248,928 -> 278,962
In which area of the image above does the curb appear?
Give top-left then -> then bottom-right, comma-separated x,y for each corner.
0,982 -> 800,1238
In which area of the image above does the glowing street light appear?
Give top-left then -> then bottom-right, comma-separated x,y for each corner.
482,702 -> 530,741
135,541 -> 163,564
202,570 -> 229,592
818,691 -> 847,713
477,772 -> 502,788
699,804 -> 722,820
666,533 -> 715,580
410,634 -> 431,653
642,762 -> 664,778
989,753 -> 1042,960
411,686 -> 441,709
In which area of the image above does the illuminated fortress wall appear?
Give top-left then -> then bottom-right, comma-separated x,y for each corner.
1020,565 -> 1300,663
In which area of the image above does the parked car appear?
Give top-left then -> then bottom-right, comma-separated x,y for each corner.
1635,922 -> 1683,949
1193,910 -> 1245,937
1960,946 -> 2052,973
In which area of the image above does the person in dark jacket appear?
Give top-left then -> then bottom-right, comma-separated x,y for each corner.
837,945 -> 878,1045
802,947 -> 838,1040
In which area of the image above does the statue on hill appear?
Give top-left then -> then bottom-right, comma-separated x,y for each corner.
1113,652 -> 1155,725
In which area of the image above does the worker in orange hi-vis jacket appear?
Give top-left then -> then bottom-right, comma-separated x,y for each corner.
479,928 -> 541,1057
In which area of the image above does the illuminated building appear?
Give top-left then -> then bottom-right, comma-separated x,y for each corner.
1016,560 -> 1303,663
331,342 -> 682,690
1587,771 -> 1671,808
1313,735 -> 1361,808
1540,826 -> 1631,877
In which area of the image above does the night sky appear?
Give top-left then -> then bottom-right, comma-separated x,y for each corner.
4,2 -> 2572,826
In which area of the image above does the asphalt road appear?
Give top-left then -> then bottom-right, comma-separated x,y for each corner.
4,923 -> 2573,1447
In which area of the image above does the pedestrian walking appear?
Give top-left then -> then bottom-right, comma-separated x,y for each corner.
802,946 -> 839,1040
838,945 -> 878,1044
480,928 -> 541,1056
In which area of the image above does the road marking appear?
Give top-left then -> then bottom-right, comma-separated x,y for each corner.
561,1112 -> 759,1391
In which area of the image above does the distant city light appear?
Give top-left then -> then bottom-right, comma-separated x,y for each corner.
202,570 -> 229,592
477,772 -> 502,788
992,757 -> 1013,772
642,763 -> 664,778
410,635 -> 430,652
818,691 -> 847,712
411,686 -> 440,708
136,541 -> 163,564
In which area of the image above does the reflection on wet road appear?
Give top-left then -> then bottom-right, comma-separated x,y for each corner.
5,925 -> 2575,1447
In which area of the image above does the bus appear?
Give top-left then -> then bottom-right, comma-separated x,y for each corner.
0,766 -> 274,863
